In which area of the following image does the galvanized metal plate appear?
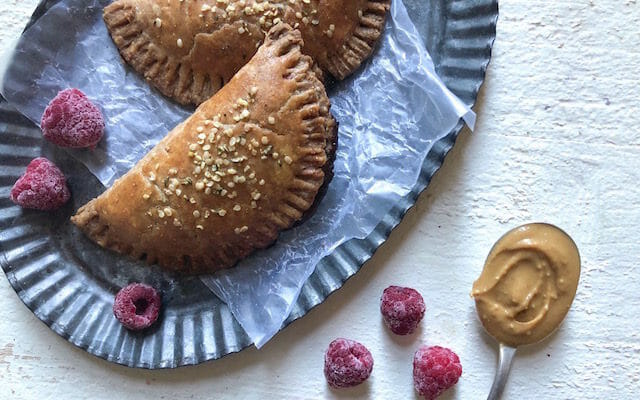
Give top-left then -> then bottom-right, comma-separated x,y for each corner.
0,0 -> 498,368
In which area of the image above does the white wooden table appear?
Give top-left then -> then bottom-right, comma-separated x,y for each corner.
1,1 -> 639,399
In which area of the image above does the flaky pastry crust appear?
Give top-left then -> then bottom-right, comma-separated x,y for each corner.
103,0 -> 391,105
72,24 -> 336,274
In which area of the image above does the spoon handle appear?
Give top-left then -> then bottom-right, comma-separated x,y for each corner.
487,344 -> 517,400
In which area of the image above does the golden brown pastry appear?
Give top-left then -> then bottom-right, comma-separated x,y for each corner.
103,0 -> 391,105
72,24 -> 337,274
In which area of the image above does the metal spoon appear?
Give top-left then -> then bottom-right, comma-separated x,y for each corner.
486,343 -> 517,400
472,223 -> 581,400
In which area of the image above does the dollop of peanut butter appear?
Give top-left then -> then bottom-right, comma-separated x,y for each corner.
471,223 -> 580,347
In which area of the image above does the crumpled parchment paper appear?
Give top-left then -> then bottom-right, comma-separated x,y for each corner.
1,0 -> 474,348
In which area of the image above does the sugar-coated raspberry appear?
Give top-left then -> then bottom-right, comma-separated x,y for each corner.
41,88 -> 104,149
413,346 -> 462,399
113,283 -> 162,331
380,286 -> 426,335
324,338 -> 374,388
10,157 -> 70,210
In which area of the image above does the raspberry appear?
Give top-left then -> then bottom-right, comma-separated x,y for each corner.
324,338 -> 374,388
113,283 -> 161,331
41,88 -> 105,149
413,346 -> 462,399
380,286 -> 426,335
10,157 -> 70,210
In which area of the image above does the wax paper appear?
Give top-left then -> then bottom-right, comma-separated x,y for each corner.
0,0 -> 474,348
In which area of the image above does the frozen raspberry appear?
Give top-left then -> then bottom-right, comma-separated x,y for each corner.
10,157 -> 70,210
380,286 -> 426,335
113,283 -> 161,331
413,346 -> 462,399
324,338 -> 374,388
41,88 -> 104,149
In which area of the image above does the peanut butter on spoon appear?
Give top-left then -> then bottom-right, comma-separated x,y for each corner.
472,223 -> 581,399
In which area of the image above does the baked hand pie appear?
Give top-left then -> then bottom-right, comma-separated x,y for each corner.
103,0 -> 391,105
72,24 -> 337,274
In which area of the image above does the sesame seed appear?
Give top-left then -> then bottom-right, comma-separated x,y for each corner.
193,210 -> 201,218
158,210 -> 165,218
164,207 -> 173,216
195,181 -> 205,191
173,218 -> 181,227
154,18 -> 162,28
251,201 -> 257,208
143,193 -> 150,200
234,225 -> 249,234
218,209 -> 227,216
196,225 -> 204,230
250,86 -> 258,95
259,179 -> 265,185
284,155 -> 293,164
261,136 -> 269,145
177,38 -> 183,48
233,205 -> 242,212
268,116 -> 276,124
197,126 -> 204,133
252,192 -> 261,200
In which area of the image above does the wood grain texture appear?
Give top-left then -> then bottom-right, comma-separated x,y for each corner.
1,0 -> 639,399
